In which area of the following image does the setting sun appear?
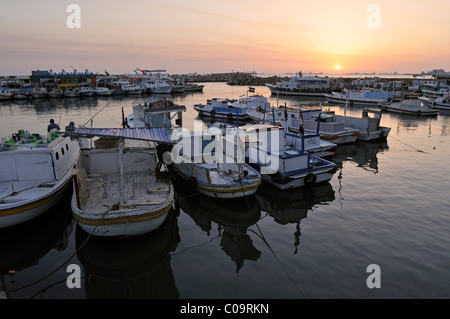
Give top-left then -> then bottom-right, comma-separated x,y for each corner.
335,65 -> 342,70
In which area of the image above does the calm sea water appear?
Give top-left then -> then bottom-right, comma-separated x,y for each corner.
1,82 -> 449,300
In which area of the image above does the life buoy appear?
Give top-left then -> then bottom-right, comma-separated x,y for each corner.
304,173 -> 317,186
187,177 -> 197,188
210,110 -> 216,117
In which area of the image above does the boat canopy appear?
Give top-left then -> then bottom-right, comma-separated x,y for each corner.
72,127 -> 175,144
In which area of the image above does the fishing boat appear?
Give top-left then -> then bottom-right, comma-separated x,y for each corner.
30,88 -> 48,99
273,105 -> 359,145
95,86 -> 113,96
48,88 -> 63,98
213,121 -> 337,158
170,130 -> 262,199
127,99 -> 186,129
380,98 -> 439,116
418,96 -> 450,111
193,98 -> 252,121
236,124 -> 338,190
0,88 -> 14,100
422,87 -> 449,98
70,127 -> 175,237
79,86 -> 96,97
123,83 -> 144,95
0,130 -> 80,228
327,108 -> 391,142
266,72 -> 333,97
64,87 -> 81,97
325,89 -> 393,106
183,82 -> 204,92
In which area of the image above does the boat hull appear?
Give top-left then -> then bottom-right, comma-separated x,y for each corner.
173,163 -> 262,199
193,106 -> 251,121
325,95 -> 386,106
262,166 -> 337,190
0,178 -> 73,228
71,195 -> 173,237
268,86 -> 329,97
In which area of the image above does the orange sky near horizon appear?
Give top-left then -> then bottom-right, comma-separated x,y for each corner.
1,0 -> 450,76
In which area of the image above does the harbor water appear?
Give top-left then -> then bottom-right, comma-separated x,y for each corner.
1,82 -> 449,299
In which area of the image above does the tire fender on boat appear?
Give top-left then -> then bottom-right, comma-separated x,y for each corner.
210,110 -> 216,117
227,113 -> 233,121
304,173 -> 317,186
417,110 -> 421,115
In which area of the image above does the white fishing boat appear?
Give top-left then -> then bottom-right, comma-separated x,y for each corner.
328,108 -> 391,142
236,124 -> 338,190
380,98 -> 439,116
0,89 -> 14,100
0,130 -> 80,228
30,88 -> 48,99
70,127 -> 175,237
123,83 -> 144,95
170,130 -> 262,199
266,72 -> 332,96
212,121 -> 337,158
48,88 -> 63,98
127,99 -> 186,129
418,96 -> 450,111
95,86 -> 114,96
64,87 -> 81,97
79,86 -> 96,97
132,69 -> 174,94
184,83 -> 204,92
422,87 -> 449,98
193,98 -> 252,121
325,89 -> 393,106
183,82 -> 204,92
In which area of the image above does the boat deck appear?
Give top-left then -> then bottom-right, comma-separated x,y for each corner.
78,171 -> 171,216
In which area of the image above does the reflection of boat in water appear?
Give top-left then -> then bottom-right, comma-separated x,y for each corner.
256,182 -> 335,254
176,186 -> 262,272
76,208 -> 180,299
332,140 -> 389,173
0,192 -> 74,298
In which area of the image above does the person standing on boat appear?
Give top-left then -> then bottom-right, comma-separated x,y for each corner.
47,119 -> 60,132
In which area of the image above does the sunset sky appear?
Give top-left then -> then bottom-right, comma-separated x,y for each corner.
1,0 -> 450,76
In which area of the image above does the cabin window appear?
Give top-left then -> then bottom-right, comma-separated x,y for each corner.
61,147 -> 65,155
56,152 -> 59,160
66,144 -> 69,151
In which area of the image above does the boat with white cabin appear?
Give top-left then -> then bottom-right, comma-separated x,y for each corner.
1,130 -> 80,228
79,86 -> 96,97
325,108 -> 391,141
193,98 -> 252,121
236,124 -> 338,190
266,72 -> 333,97
95,86 -> 114,96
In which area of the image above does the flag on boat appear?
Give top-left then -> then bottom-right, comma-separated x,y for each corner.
248,87 -> 255,93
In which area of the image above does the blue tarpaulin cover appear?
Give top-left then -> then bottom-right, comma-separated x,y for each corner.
73,128 -> 174,144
